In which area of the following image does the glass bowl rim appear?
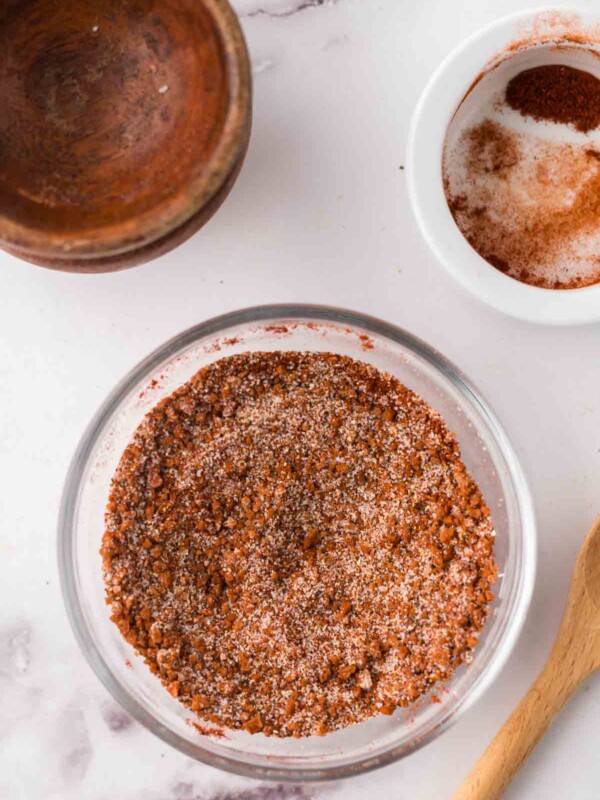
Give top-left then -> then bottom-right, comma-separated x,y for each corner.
58,303 -> 536,781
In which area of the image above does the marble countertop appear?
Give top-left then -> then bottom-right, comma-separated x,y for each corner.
2,0 -> 599,798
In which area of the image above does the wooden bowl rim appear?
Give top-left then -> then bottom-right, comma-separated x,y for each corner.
0,0 -> 251,261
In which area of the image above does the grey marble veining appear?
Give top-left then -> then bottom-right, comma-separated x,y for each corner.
174,786 -> 316,800
238,0 -> 341,20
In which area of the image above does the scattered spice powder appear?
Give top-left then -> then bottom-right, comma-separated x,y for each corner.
189,720 -> 226,739
444,61 -> 600,289
505,64 -> 600,133
102,352 -> 497,738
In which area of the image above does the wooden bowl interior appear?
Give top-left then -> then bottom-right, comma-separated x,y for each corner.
0,0 -> 230,240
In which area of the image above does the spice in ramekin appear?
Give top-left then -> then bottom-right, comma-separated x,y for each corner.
102,352 -> 497,737
505,64 -> 600,133
443,57 -> 600,290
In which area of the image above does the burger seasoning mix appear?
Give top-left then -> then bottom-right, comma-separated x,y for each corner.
102,352 -> 497,738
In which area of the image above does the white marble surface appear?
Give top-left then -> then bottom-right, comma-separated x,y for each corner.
2,0 -> 600,798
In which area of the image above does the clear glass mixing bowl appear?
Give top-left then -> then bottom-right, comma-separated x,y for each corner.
58,304 -> 536,781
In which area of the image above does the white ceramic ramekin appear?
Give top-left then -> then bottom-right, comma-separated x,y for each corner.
407,7 -> 600,325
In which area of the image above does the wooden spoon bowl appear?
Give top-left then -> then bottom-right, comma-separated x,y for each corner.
453,516 -> 600,800
0,0 -> 251,272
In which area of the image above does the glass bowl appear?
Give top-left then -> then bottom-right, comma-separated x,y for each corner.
58,304 -> 536,781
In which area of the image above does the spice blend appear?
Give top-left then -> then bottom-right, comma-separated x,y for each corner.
102,352 -> 497,737
505,64 -> 600,133
443,59 -> 600,289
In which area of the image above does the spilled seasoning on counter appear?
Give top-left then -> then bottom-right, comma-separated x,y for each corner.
102,352 -> 496,738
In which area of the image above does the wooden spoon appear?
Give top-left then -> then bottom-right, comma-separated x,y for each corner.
452,516 -> 600,800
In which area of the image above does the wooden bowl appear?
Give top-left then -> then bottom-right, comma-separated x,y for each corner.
0,0 -> 251,272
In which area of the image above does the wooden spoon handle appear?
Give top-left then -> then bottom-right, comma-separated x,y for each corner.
451,657 -> 581,800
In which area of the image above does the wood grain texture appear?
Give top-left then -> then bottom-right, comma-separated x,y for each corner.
0,0 -> 251,271
452,516 -> 600,800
